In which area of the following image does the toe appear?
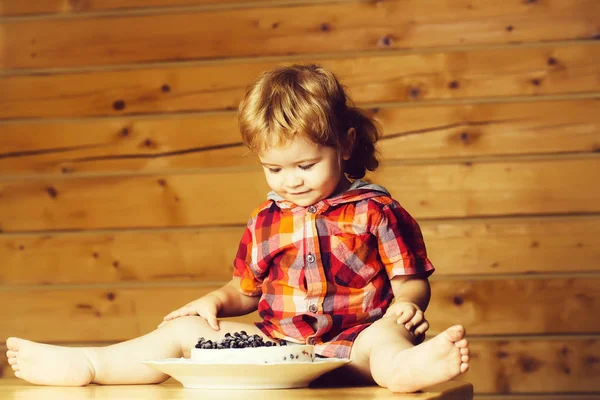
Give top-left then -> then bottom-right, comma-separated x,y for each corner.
6,337 -> 21,351
460,363 -> 469,373
446,325 -> 465,342
460,347 -> 469,355
454,338 -> 468,348
15,371 -> 22,379
461,354 -> 469,363
11,364 -> 19,371
8,357 -> 17,366
7,350 -> 17,358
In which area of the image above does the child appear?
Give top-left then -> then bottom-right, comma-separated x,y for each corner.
6,64 -> 469,393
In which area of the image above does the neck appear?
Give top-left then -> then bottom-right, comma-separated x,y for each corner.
331,175 -> 352,197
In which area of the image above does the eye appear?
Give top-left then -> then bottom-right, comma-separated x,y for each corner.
267,167 -> 281,173
298,164 -> 315,170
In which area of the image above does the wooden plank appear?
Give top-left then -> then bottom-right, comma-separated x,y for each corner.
428,278 -> 600,335
475,397 -> 600,400
0,0 -> 263,17
2,1 -> 598,70
0,158 -> 598,232
0,378 -> 472,399
463,338 -> 600,393
0,328 -> 598,392
2,43 -> 599,118
1,99 -> 598,175
0,278 -> 598,342
1,216 -> 598,285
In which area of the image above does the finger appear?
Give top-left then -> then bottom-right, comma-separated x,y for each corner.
175,308 -> 197,318
206,314 -> 220,331
406,311 -> 424,331
396,310 -> 413,325
413,320 -> 430,336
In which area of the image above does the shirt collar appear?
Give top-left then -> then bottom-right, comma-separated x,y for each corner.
267,179 -> 389,210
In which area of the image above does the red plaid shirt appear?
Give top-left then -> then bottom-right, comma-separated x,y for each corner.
233,180 -> 434,358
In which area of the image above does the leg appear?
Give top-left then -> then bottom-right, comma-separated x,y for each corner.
342,316 -> 470,393
5,317 -> 268,386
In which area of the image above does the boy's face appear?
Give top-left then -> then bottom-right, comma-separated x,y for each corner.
258,135 -> 350,207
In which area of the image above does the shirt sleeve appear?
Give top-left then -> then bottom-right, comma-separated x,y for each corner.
373,200 -> 435,279
232,214 -> 267,296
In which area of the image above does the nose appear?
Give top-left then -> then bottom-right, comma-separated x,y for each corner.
284,171 -> 303,188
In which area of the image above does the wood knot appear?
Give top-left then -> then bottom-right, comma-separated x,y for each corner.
448,80 -> 460,89
112,100 -> 126,111
453,296 -> 464,305
531,78 -> 542,86
585,355 -> 599,365
378,35 -> 393,47
506,25 -> 514,32
92,252 -> 99,258
113,261 -> 120,268
272,22 -> 279,29
106,292 -> 116,301
530,241 -> 539,248
519,356 -> 543,373
46,187 -> 58,198
157,179 -> 167,187
497,351 -> 509,359
320,23 -> 331,32
407,87 -> 421,99
547,57 -> 557,66
120,127 -> 130,136
18,245 -> 25,251
61,166 -> 73,174
161,84 -> 171,93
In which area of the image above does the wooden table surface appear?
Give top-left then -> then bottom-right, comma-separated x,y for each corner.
0,378 -> 473,399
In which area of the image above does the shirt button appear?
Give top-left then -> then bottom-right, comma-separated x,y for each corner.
308,337 -> 317,345
306,254 -> 315,263
309,304 -> 318,313
307,206 -> 317,213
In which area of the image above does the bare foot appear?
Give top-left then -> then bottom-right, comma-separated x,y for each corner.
6,337 -> 96,386
387,325 -> 470,393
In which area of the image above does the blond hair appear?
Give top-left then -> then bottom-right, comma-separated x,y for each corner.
238,64 -> 381,179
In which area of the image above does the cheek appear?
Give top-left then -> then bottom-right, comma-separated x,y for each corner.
263,173 -> 279,190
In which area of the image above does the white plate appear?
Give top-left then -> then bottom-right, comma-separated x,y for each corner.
143,358 -> 350,389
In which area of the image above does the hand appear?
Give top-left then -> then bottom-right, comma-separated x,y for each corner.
385,301 -> 429,337
158,295 -> 222,330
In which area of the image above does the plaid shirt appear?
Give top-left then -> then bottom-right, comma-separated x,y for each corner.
233,180 -> 434,358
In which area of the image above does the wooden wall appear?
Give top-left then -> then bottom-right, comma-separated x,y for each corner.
1,0 -> 599,398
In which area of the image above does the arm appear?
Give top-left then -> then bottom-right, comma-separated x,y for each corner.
159,277 -> 259,330
206,277 -> 260,317
390,274 -> 431,312
386,275 -> 431,340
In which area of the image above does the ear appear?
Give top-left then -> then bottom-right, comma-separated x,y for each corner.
342,128 -> 356,160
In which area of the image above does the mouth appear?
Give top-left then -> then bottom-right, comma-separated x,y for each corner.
289,190 -> 310,195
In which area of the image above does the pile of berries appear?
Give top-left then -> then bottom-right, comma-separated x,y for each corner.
195,331 -> 288,349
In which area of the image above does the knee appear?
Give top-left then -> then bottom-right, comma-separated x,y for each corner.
366,316 -> 414,344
